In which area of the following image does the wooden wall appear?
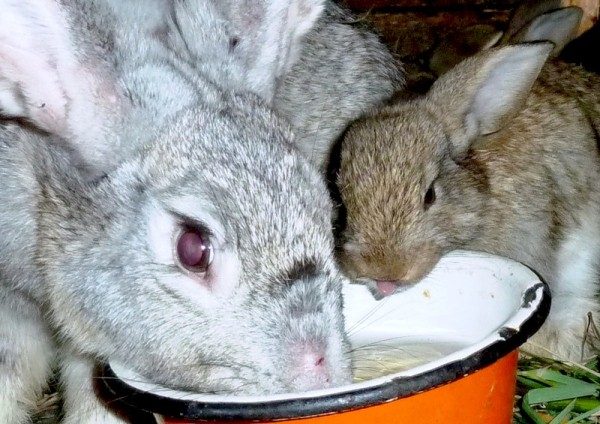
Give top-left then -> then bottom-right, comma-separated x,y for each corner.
339,1 -> 514,90
343,0 -> 518,9
338,0 -> 599,90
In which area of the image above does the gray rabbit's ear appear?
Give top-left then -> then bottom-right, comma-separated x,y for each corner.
509,7 -> 583,56
427,43 -> 552,158
0,0 -> 122,138
227,0 -> 325,101
0,0 -> 73,133
175,0 -> 324,102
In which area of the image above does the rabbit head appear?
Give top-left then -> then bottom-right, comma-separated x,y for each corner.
0,0 -> 351,394
193,0 -> 326,102
337,43 -> 552,294
36,96 -> 352,394
100,0 -> 325,104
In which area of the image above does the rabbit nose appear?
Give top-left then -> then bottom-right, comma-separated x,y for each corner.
288,344 -> 331,391
373,278 -> 419,297
374,279 -> 400,296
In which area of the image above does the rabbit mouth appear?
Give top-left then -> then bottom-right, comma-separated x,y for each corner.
362,278 -> 414,300
147,365 -> 281,396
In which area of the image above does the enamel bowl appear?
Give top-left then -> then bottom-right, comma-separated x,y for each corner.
97,250 -> 550,424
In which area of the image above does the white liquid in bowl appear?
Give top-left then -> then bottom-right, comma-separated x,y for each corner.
351,340 -> 465,382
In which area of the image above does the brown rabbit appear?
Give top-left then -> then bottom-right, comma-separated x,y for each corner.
336,41 -> 600,361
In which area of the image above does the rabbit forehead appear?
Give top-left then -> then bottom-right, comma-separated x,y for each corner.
339,108 -> 453,248
141,106 -> 335,271
343,107 -> 447,169
341,111 -> 445,204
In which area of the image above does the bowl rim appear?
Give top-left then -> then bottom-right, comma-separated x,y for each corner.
96,256 -> 551,421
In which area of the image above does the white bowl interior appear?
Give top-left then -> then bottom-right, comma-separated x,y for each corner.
109,250 -> 544,403
345,250 -> 525,349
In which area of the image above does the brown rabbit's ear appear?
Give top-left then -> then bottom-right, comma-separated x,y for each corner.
509,7 -> 583,56
426,43 -> 552,158
501,0 -> 565,43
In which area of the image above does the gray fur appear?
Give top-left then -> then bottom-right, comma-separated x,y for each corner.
273,2 -> 405,170
54,0 -> 405,172
0,1 -> 351,422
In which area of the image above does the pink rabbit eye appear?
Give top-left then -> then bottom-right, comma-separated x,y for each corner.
176,227 -> 213,273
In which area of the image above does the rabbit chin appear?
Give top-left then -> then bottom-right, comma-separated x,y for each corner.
145,364 -> 285,395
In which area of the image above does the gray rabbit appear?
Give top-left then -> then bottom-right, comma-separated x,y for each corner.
336,33 -> 600,361
88,0 -> 404,172
272,1 -> 405,170
0,1 -> 352,423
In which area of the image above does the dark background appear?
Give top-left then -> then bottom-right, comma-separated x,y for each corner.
339,0 -> 599,91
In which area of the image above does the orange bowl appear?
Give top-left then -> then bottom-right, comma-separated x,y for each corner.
97,251 -> 550,424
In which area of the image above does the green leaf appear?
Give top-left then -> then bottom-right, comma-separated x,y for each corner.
522,392 -> 553,424
547,398 -> 600,413
549,399 -> 577,424
526,385 -> 598,405
520,368 -> 598,389
517,375 -> 548,390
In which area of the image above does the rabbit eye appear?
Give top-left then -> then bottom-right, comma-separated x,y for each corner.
229,36 -> 240,52
176,227 -> 213,273
424,182 -> 436,210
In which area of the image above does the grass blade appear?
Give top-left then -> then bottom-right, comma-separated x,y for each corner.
526,385 -> 598,405
523,391 -> 555,424
549,399 -> 577,424
565,405 -> 600,424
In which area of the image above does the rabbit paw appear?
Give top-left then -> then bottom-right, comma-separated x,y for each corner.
524,310 -> 598,362
60,354 -> 128,424
61,411 -> 127,424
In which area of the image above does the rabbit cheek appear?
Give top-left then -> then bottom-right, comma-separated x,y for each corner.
399,246 -> 442,283
156,249 -> 241,310
337,242 -> 368,279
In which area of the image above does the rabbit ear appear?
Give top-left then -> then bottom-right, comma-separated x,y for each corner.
501,0 -> 564,43
0,0 -> 122,139
427,43 -> 552,158
227,0 -> 325,101
174,0 -> 324,102
509,7 -> 583,56
0,0 -> 74,133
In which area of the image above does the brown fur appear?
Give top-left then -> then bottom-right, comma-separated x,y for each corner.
337,45 -> 600,360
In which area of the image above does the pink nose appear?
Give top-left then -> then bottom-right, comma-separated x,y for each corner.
289,345 -> 330,391
374,280 -> 400,297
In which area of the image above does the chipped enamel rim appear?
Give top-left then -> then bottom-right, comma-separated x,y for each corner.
97,250 -> 550,421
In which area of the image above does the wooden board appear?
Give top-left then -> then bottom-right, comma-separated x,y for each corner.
342,0 -> 519,10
